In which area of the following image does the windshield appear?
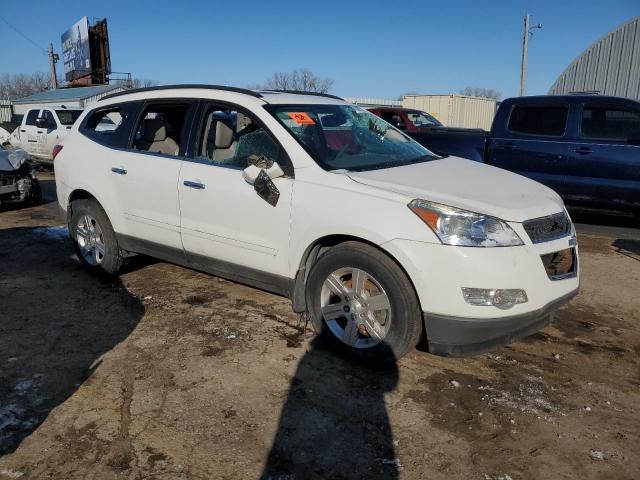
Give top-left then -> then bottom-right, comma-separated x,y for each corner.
268,104 -> 438,171
55,110 -> 83,126
406,110 -> 441,128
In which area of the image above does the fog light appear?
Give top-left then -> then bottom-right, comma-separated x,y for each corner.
461,288 -> 528,310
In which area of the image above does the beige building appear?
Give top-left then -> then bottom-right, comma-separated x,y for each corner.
402,94 -> 498,130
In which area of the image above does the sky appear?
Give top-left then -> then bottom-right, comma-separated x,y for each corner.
0,0 -> 638,100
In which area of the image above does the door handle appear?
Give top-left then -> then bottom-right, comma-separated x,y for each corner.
111,167 -> 127,175
571,147 -> 593,155
37,130 -> 43,134
20,129 -> 26,132
500,142 -> 516,150
183,180 -> 205,190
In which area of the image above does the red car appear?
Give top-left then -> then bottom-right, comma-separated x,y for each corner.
368,107 -> 442,132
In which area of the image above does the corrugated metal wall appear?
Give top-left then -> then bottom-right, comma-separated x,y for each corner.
549,16 -> 640,99
402,95 -> 497,130
0,100 -> 12,122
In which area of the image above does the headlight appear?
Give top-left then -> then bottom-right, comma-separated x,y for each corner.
408,200 -> 523,247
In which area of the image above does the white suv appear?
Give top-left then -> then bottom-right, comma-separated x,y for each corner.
54,85 -> 579,361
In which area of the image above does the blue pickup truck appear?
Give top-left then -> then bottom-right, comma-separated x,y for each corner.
378,96 -> 640,216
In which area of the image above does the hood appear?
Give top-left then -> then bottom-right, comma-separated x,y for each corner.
0,147 -> 29,172
347,157 -> 564,222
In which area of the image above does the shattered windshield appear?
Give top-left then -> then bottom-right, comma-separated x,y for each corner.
267,104 -> 438,171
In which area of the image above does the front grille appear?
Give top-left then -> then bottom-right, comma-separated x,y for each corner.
523,211 -> 572,244
540,248 -> 576,280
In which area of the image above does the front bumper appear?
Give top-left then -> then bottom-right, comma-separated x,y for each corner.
424,288 -> 578,356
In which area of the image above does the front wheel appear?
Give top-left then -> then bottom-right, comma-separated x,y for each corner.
305,241 -> 422,363
69,199 -> 123,275
28,178 -> 43,205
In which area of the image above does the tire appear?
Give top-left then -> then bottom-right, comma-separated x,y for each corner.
305,241 -> 422,363
69,199 -> 123,275
28,178 -> 43,205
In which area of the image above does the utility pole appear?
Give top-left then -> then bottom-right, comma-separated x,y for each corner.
520,14 -> 543,96
48,43 -> 59,90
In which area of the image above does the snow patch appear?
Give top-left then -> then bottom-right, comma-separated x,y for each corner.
478,375 -> 555,416
0,375 -> 47,452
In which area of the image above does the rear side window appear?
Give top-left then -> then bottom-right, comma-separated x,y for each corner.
56,110 -> 83,126
508,105 -> 568,137
132,102 -> 195,157
81,102 -> 139,147
25,110 -> 39,126
380,112 -> 406,130
581,105 -> 640,140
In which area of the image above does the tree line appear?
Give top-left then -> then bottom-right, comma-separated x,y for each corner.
0,70 -> 501,102
0,73 -> 156,101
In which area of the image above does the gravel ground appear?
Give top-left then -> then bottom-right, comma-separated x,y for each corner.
0,172 -> 638,480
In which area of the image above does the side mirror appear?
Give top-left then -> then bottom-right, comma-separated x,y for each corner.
242,161 -> 285,207
242,161 -> 284,185
35,117 -> 47,128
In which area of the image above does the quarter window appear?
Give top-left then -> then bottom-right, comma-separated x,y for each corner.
508,106 -> 568,137
581,105 -> 640,140
81,103 -> 141,148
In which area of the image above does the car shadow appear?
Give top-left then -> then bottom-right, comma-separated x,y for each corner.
261,337 -> 399,480
0,226 -> 144,456
612,239 -> 640,260
568,208 -> 639,229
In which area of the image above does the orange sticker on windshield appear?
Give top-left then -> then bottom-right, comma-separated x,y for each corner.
287,112 -> 315,125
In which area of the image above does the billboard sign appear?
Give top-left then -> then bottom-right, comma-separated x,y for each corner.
61,17 -> 91,81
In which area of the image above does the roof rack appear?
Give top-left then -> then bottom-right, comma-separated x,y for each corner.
261,89 -> 344,101
101,84 -> 264,101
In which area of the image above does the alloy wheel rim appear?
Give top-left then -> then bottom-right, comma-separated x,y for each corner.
320,267 -> 392,349
76,214 -> 105,266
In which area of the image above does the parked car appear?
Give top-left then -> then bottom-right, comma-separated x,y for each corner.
4,107 -> 83,161
0,145 -> 42,206
54,85 -> 579,362
381,96 -> 640,216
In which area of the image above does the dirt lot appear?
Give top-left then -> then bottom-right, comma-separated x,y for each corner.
1,172 -> 639,480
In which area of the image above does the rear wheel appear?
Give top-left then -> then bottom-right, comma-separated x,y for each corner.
306,241 -> 422,363
69,199 -> 123,275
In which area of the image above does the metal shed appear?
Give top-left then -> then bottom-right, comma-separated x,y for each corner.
548,16 -> 640,100
11,85 -> 125,115
401,94 -> 498,130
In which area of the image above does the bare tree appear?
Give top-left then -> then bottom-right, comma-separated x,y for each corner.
0,72 -> 51,100
251,69 -> 334,93
128,78 -> 157,89
459,87 -> 502,100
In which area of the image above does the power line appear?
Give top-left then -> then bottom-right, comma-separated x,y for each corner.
0,13 -> 48,55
